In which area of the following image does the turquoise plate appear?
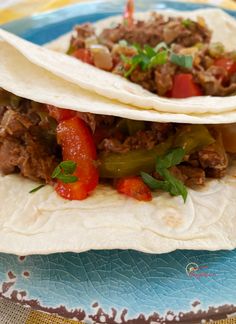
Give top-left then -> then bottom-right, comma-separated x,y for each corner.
1,1 -> 236,322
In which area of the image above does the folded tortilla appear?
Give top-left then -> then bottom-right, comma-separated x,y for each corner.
0,8 -> 236,255
1,8 -> 236,115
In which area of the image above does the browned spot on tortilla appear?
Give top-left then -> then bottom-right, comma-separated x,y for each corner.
164,214 -> 183,228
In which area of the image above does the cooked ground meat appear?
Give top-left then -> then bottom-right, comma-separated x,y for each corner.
0,91 -> 229,188
154,165 -> 206,187
99,14 -> 211,49
70,23 -> 96,49
0,95 -> 59,182
198,132 -> 228,178
178,165 -> 206,187
195,68 -> 236,96
78,112 -> 115,133
69,14 -> 236,97
155,62 -> 177,96
97,121 -> 173,153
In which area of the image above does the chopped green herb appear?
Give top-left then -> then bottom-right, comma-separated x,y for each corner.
170,52 -> 193,69
161,169 -> 187,202
51,165 -> 61,179
149,50 -> 168,68
156,147 -> 185,170
141,172 -> 169,191
29,184 -> 45,194
144,44 -> 157,58
60,161 -> 77,174
56,174 -> 78,183
120,54 -> 131,64
141,147 -> 188,202
182,19 -> 193,28
121,40 -> 193,77
51,160 -> 78,184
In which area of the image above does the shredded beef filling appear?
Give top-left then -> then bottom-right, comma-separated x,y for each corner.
69,14 -> 236,97
99,14 -> 211,49
0,91 -> 230,187
0,93 -> 60,182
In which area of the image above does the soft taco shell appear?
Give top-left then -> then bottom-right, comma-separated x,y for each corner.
1,9 -> 236,115
0,34 -> 236,255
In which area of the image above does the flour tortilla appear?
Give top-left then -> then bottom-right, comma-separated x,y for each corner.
1,8 -> 236,115
0,9 -> 236,255
0,44 -> 235,255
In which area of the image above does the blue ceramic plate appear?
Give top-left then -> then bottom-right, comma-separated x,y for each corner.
1,1 -> 236,322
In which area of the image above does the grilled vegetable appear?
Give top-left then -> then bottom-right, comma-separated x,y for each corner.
99,136 -> 174,178
55,117 -> 98,200
174,125 -> 215,154
115,176 -> 152,201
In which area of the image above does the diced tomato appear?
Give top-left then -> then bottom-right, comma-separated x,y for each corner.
55,117 -> 99,200
47,105 -> 77,122
214,57 -> 236,76
115,176 -> 152,201
123,0 -> 134,27
72,48 -> 94,65
213,57 -> 236,83
170,73 -> 203,98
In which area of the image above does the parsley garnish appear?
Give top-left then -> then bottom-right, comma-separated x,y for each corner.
141,147 -> 188,202
121,42 -> 193,77
29,184 -> 45,193
51,160 -> 78,183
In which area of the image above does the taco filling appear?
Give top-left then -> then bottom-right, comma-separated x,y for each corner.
67,0 -> 236,97
1,88 -> 234,202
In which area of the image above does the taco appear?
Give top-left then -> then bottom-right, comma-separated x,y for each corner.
2,7 -> 236,114
0,3 -> 236,255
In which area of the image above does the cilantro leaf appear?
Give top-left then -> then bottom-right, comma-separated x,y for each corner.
170,52 -> 193,69
56,174 -> 78,183
51,160 -> 78,184
141,147 -> 188,202
60,160 -> 77,174
51,165 -> 61,178
143,45 -> 156,58
156,147 -> 185,171
29,184 -> 45,194
149,50 -> 168,68
141,172 -> 169,191
161,169 -> 188,202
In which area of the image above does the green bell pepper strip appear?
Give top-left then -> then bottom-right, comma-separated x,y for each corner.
173,125 -> 215,155
99,136 -> 173,178
98,125 -> 215,179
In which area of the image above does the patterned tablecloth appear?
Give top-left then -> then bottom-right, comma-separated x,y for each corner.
0,0 -> 236,324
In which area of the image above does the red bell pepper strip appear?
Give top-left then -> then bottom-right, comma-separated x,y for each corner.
123,0 -> 134,27
55,117 -> 99,200
115,176 -> 152,201
47,105 -> 77,122
170,73 -> 203,98
72,48 -> 94,65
